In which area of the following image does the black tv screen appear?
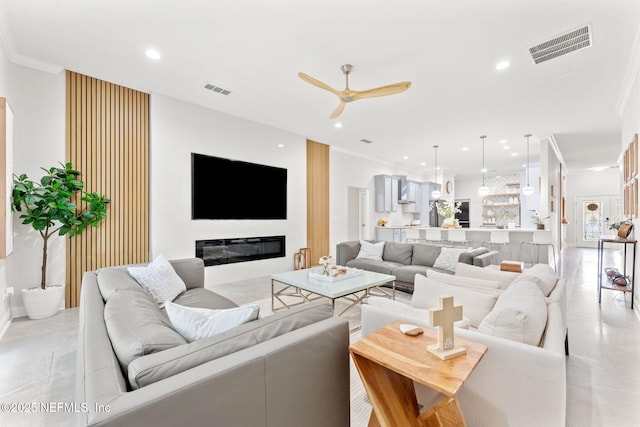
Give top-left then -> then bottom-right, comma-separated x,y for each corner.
191,153 -> 287,220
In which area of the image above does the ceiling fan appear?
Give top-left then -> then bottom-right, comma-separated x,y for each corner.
298,64 -> 411,119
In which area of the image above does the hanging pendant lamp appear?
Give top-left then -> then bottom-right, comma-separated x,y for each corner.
431,145 -> 441,199
522,133 -> 534,196
478,135 -> 489,195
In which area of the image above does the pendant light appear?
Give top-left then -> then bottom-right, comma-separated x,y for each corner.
522,133 -> 534,196
431,145 -> 441,199
478,135 -> 489,195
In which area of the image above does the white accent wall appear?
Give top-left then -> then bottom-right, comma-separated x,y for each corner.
0,41 -> 10,336
620,40 -> 640,314
149,94 -> 307,286
4,65 -> 65,318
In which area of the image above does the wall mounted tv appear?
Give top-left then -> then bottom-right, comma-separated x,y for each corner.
191,153 -> 287,220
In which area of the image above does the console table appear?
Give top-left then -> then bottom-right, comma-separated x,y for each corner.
597,235 -> 637,309
349,320 -> 487,426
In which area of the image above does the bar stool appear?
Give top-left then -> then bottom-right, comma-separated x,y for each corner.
446,229 -> 470,247
424,228 -> 444,245
481,230 -> 512,261
520,230 -> 557,270
405,228 -> 421,243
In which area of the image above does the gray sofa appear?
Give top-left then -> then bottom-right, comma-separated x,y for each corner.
76,258 -> 350,427
336,241 -> 498,293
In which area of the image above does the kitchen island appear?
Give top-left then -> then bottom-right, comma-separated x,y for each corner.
375,226 -> 551,263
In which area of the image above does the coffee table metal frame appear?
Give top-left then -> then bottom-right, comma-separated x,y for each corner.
271,269 -> 396,316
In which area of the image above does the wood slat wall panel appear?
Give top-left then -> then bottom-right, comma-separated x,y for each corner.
306,140 -> 330,264
66,70 -> 149,308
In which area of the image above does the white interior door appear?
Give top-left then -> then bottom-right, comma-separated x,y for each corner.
575,196 -> 620,248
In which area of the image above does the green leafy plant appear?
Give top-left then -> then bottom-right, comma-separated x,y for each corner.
609,219 -> 631,231
531,210 -> 549,225
12,162 -> 110,290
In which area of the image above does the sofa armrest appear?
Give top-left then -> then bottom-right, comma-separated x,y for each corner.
80,317 -> 350,427
473,250 -> 499,267
336,241 -> 362,266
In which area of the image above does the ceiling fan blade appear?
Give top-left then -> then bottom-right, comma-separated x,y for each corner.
350,81 -> 412,101
298,72 -> 340,96
329,101 -> 346,119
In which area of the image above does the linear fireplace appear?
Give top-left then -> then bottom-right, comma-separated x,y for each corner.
195,235 -> 286,266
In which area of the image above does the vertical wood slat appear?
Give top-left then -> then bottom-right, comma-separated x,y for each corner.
306,139 -> 330,265
65,70 -> 149,308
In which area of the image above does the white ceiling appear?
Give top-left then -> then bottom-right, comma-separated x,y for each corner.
1,0 -> 639,179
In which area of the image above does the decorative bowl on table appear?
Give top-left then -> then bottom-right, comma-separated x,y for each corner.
308,266 -> 362,282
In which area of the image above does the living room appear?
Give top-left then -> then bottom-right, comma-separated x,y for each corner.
1,1 -> 640,426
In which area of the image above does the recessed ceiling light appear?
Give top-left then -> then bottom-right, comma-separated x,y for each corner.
503,145 -> 510,150
403,156 -> 409,160
420,161 -> 427,166
334,122 -> 343,128
496,60 -> 510,71
277,144 -> 285,148
145,49 -> 161,60
499,139 -> 508,144
591,166 -> 607,172
462,147 -> 469,151
481,168 -> 487,173
511,152 -> 518,156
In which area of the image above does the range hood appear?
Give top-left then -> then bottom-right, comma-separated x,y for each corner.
396,175 -> 415,204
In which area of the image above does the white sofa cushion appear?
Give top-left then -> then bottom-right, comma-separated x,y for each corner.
426,269 -> 501,290
454,262 -> 520,289
164,301 -> 260,342
366,297 -> 470,329
477,280 -> 547,346
356,240 -> 385,261
511,263 -> 557,296
128,254 -> 187,306
432,247 -> 470,272
410,274 -> 499,328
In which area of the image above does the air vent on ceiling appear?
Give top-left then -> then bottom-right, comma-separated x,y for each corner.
360,139 -> 373,144
204,83 -> 231,95
529,24 -> 592,65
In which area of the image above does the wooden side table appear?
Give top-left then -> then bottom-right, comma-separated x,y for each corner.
349,320 -> 487,427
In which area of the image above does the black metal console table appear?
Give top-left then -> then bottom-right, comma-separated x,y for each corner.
597,235 -> 637,309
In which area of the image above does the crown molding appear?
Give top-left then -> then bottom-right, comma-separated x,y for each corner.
616,22 -> 640,116
0,6 -> 62,74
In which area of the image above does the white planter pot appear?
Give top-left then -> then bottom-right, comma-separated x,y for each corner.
21,285 -> 65,320
442,217 -> 457,227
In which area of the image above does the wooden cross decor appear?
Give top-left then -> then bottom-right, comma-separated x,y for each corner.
427,295 -> 467,360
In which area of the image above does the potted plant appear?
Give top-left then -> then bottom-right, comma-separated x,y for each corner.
12,162 -> 109,319
531,210 -> 549,230
432,200 -> 462,228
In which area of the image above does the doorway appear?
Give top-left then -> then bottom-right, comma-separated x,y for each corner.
347,187 -> 370,241
575,196 -> 620,248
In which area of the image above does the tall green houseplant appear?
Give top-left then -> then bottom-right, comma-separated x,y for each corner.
12,162 -> 110,289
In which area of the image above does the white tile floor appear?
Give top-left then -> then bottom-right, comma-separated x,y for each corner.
0,247 -> 638,426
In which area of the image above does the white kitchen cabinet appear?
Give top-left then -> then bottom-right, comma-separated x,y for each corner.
404,181 -> 422,213
374,174 -> 399,212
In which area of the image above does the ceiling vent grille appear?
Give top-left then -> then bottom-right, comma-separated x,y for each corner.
529,25 -> 592,64
360,139 -> 373,144
204,83 -> 231,95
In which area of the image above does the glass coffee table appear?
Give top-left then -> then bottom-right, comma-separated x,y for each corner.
271,268 -> 396,316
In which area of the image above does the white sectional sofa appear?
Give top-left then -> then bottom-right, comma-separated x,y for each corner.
361,262 -> 568,427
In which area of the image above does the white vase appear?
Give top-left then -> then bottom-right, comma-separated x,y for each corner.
442,217 -> 456,227
21,285 -> 65,320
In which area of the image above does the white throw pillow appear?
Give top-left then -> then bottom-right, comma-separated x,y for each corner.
477,281 -> 547,346
454,262 -> 520,290
128,255 -> 187,306
510,264 -> 557,297
426,269 -> 501,290
410,274 -> 499,328
164,301 -> 260,342
356,240 -> 385,261
432,247 -> 470,273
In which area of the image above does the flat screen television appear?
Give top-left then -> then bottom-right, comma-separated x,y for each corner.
191,153 -> 287,220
